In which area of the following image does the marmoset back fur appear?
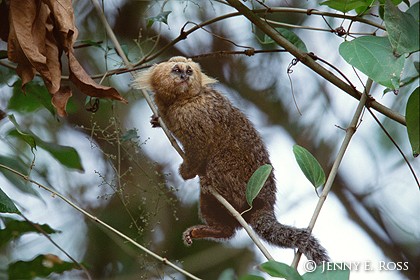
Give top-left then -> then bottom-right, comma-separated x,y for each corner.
133,56 -> 329,265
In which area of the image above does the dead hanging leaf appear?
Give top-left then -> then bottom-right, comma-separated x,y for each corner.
68,50 -> 128,103
42,0 -> 78,52
7,1 -> 37,89
4,0 -> 126,116
51,87 -> 72,117
8,0 -> 61,93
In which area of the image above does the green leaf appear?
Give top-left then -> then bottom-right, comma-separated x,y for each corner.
121,128 -> 139,142
266,28 -> 308,52
406,87 -> 419,157
355,0 -> 377,14
339,36 -> 405,89
7,115 -> 84,171
8,254 -> 80,279
384,0 -> 420,55
0,188 -> 20,214
320,0 -> 373,13
36,139 -> 85,171
302,262 -> 350,280
0,218 -> 60,247
8,114 -> 37,151
246,164 -> 273,207
378,0 -> 404,4
293,145 -> 326,188
0,155 -> 41,198
259,260 -> 303,280
146,11 -> 171,28
8,80 -> 55,116
406,2 -> 419,22
379,0 -> 409,20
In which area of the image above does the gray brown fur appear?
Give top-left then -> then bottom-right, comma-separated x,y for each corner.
133,57 -> 329,265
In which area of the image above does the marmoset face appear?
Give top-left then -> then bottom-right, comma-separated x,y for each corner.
169,62 -> 195,93
133,56 -> 217,104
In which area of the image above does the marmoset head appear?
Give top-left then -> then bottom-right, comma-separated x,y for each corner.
133,57 -> 217,104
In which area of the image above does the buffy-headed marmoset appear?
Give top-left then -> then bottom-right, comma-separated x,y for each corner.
133,56 -> 329,265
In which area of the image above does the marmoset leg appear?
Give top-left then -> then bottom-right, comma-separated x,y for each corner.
183,192 -> 238,245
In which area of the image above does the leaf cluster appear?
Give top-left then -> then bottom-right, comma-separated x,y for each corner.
1,0 -> 126,117
0,188 -> 80,278
334,1 -> 419,156
241,146 -> 331,279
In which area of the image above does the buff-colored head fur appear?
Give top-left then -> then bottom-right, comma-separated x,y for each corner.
132,56 -> 217,93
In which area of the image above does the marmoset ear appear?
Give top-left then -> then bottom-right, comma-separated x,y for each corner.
201,73 -> 218,86
132,67 -> 154,90
168,56 -> 217,86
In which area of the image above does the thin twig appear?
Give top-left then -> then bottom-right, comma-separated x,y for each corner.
90,0 -> 132,68
133,6 -> 384,66
0,163 -> 202,280
89,0 -> 412,270
8,2 -> 397,127
20,214 -> 92,280
143,89 -> 187,159
190,48 -> 287,58
291,79 -> 372,268
90,0 -> 185,159
264,19 -> 335,33
225,0 -> 405,126
89,0 -> 273,261
0,4 -> 398,124
88,2 -> 200,278
257,7 -> 385,30
366,107 -> 420,188
207,188 -> 274,260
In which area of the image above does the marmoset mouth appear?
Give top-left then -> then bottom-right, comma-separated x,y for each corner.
176,80 -> 189,86
176,81 -> 189,92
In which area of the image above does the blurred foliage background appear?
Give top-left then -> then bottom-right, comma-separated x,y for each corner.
0,0 -> 419,279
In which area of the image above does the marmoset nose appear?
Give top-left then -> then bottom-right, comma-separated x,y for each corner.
180,73 -> 188,80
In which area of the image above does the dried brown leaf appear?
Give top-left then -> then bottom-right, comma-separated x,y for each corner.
8,0 -> 60,93
42,0 -> 78,51
6,0 -> 126,116
51,86 -> 73,117
68,50 -> 127,103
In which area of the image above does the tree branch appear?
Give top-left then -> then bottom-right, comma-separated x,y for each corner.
90,0 -> 272,269
291,78 -> 372,267
225,0 -> 405,126
20,213 -> 92,280
133,7 -> 385,66
0,163 -> 202,280
207,188 -> 274,261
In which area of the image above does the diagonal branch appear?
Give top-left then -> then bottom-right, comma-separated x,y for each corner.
0,163 -> 202,280
90,0 -> 273,269
225,0 -> 405,126
208,188 -> 274,260
291,78 -> 372,267
20,213 -> 92,280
